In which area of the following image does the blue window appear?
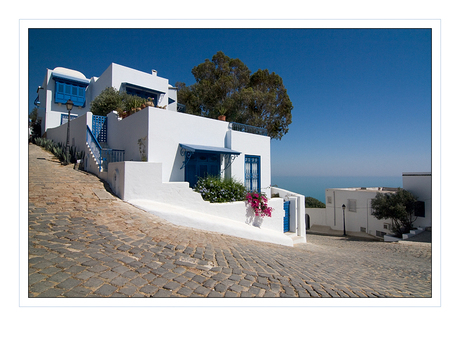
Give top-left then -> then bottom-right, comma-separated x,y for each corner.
245,155 -> 260,192
60,114 -> 78,125
55,80 -> 86,106
52,72 -> 89,107
124,84 -> 161,106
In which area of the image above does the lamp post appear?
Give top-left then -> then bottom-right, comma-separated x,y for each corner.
65,99 -> 73,165
342,204 -> 346,236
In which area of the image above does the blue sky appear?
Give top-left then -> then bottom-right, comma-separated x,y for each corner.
28,27 -> 432,178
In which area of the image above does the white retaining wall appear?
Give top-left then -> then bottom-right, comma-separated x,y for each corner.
107,161 -> 290,246
271,186 -> 306,241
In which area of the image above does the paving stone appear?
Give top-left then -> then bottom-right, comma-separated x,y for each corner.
140,285 -> 159,295
83,277 -> 105,288
111,276 -> 130,287
151,277 -> 169,287
194,286 -> 211,296
152,289 -> 172,298
56,278 -> 82,290
47,272 -> 72,283
36,288 -> 65,298
163,281 -> 181,291
224,290 -> 238,298
30,281 -> 56,294
130,277 -> 148,287
75,270 -> 96,281
119,285 -> 138,297
214,283 -> 227,293
94,284 -> 117,296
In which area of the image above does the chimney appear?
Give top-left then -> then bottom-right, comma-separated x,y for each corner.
152,70 -> 157,76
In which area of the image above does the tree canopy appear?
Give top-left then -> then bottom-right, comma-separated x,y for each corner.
371,188 -> 418,236
176,51 -> 293,140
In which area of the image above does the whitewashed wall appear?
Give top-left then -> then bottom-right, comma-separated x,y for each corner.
147,107 -> 241,183
41,68 -> 90,133
106,111 -> 149,161
306,208 -> 327,226
106,161 -> 289,246
227,130 -> 271,197
325,188 -> 392,236
403,173 -> 432,229
271,186 -> 306,241
45,112 -> 89,153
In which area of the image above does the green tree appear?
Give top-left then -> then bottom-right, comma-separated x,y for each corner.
371,188 -> 418,236
29,108 -> 41,139
305,197 -> 326,208
90,87 -> 123,116
177,51 -> 293,140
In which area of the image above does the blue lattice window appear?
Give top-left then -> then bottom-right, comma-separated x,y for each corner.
52,72 -> 88,107
245,155 -> 260,192
55,80 -> 86,107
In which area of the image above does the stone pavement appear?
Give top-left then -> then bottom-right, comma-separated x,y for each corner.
28,143 -> 432,298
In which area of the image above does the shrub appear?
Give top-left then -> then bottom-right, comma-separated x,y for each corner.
33,138 -> 84,165
194,176 -> 247,203
305,196 -> 326,208
90,87 -> 123,116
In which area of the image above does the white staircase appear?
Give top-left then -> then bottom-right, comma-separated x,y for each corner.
402,228 -> 425,240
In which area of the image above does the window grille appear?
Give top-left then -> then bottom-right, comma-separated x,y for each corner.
348,199 -> 357,212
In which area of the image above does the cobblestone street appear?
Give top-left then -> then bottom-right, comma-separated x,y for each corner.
28,143 -> 432,299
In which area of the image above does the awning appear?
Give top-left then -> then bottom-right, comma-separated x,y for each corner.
179,144 -> 241,170
179,143 -> 241,156
52,72 -> 90,86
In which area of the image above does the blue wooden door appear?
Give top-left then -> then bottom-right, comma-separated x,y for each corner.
185,152 -> 220,188
283,201 -> 290,232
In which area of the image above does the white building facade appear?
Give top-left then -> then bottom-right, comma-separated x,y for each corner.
307,173 -> 432,238
38,63 -> 306,246
35,63 -> 178,136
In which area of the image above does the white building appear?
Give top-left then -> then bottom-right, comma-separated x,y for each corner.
36,63 -> 306,247
35,63 -> 178,135
307,173 -> 432,238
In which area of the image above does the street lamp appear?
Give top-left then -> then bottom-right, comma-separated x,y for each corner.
342,204 -> 346,236
65,99 -> 73,165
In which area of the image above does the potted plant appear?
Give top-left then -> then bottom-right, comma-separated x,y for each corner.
145,97 -> 154,107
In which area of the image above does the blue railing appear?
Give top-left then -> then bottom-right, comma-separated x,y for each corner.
101,149 -> 125,171
87,126 -> 103,171
86,126 -> 124,172
229,122 -> 268,136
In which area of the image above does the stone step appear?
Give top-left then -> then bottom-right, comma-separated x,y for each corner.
285,232 -> 306,244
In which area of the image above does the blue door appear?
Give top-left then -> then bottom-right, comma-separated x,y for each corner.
185,152 -> 220,188
283,201 -> 290,232
92,115 -> 108,144
245,155 -> 260,192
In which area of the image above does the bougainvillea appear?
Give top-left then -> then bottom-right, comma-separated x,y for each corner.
246,192 -> 273,217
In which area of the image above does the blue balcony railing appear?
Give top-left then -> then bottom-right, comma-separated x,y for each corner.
229,122 -> 268,136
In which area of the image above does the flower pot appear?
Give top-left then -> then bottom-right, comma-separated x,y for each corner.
218,115 -> 226,121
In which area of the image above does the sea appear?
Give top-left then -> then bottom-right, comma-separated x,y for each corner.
271,176 -> 403,203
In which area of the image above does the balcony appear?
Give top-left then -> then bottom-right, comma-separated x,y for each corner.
229,122 -> 268,136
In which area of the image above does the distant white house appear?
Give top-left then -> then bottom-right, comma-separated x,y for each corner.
36,63 -> 306,246
307,173 -> 432,238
